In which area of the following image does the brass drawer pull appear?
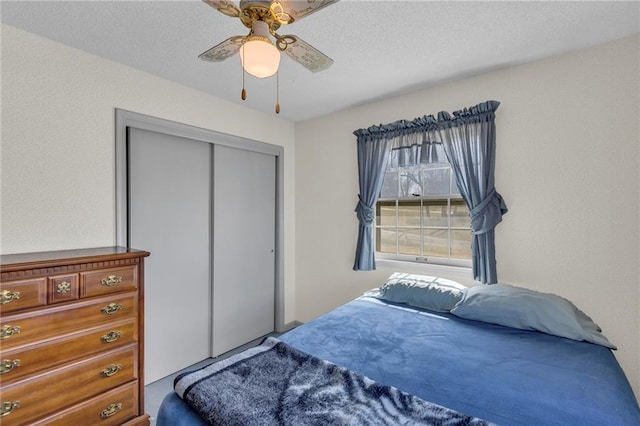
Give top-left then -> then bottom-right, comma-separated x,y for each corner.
100,331 -> 122,343
0,401 -> 20,417
0,290 -> 20,305
56,281 -> 72,294
100,363 -> 122,377
100,275 -> 123,287
0,359 -> 20,375
0,325 -> 21,340
100,403 -> 122,419
101,303 -> 123,315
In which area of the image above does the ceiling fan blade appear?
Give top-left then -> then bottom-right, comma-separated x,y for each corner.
199,36 -> 246,62
278,0 -> 338,22
278,34 -> 333,72
202,0 -> 241,18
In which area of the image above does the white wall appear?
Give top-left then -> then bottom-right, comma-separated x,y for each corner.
295,35 -> 640,399
0,25 -> 297,323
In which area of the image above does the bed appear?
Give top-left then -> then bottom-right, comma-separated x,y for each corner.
156,274 -> 640,425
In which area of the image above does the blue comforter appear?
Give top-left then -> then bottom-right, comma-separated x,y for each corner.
158,296 -> 640,425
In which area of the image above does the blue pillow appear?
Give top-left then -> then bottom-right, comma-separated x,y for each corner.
378,272 -> 467,312
450,284 -> 615,349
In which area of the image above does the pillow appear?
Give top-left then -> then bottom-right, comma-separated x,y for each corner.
450,284 -> 616,349
378,272 -> 467,312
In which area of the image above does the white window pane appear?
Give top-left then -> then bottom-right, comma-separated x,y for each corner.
376,202 -> 396,227
400,170 -> 421,197
380,171 -> 398,198
422,168 -> 449,195
451,230 -> 472,259
423,229 -> 449,257
423,203 -> 448,228
450,200 -> 470,228
376,228 -> 396,253
398,201 -> 421,227
450,172 -> 461,195
398,228 -> 421,255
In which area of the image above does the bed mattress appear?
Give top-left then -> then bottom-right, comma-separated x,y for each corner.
157,296 -> 640,425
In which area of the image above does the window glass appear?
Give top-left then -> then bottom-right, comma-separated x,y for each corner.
380,171 -> 398,198
376,228 -> 397,254
398,201 -> 421,227
422,202 -> 448,228
450,200 -> 470,228
422,168 -> 450,195
423,229 -> 449,257
450,174 -> 461,195
375,160 -> 471,266
399,170 -> 421,197
451,230 -> 472,259
376,201 -> 396,227
398,228 -> 421,255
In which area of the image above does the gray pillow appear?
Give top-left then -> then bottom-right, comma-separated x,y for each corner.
450,284 -> 615,349
378,272 -> 467,312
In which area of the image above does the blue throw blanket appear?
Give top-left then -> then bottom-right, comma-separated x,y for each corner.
174,337 -> 493,425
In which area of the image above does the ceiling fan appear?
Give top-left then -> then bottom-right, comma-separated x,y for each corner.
199,0 -> 338,87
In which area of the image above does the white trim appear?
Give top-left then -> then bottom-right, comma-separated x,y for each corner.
376,258 -> 475,285
376,252 -> 471,268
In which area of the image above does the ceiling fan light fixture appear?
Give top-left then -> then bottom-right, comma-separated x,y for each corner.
240,21 -> 280,78
240,36 -> 280,78
200,0 -> 338,113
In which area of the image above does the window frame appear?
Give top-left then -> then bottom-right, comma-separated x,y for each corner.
375,164 -> 472,269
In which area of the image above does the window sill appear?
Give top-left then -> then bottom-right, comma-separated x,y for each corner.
376,258 -> 475,286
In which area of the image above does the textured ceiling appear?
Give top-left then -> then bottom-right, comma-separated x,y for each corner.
2,0 -> 639,122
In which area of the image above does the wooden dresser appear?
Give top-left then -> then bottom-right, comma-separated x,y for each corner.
0,247 -> 150,426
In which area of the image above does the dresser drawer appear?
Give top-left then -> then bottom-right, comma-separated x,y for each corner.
48,273 -> 80,304
0,345 -> 137,425
30,381 -> 139,426
1,319 -> 138,383
0,294 -> 137,350
81,265 -> 138,298
0,278 -> 46,314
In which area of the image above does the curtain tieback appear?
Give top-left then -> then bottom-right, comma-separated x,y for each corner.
355,197 -> 375,225
469,188 -> 508,235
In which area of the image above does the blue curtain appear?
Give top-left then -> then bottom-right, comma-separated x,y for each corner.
352,100 -> 507,282
352,133 -> 391,270
437,101 -> 507,283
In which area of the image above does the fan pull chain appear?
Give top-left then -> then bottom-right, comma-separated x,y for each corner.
241,75 -> 247,100
241,44 -> 247,101
275,70 -> 280,114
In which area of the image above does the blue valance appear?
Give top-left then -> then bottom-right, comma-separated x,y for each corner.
353,100 -> 500,139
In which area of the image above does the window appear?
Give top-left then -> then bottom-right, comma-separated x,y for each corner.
375,161 -> 471,266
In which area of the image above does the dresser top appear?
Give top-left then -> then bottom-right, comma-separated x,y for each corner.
0,246 -> 150,271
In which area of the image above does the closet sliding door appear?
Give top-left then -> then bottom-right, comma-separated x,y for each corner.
125,122 -> 278,383
128,128 -> 212,384
212,144 -> 276,356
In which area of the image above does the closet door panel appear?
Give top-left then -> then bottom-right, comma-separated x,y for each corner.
128,128 -> 211,384
213,145 -> 276,356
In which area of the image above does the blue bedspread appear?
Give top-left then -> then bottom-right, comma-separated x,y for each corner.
157,296 -> 640,425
